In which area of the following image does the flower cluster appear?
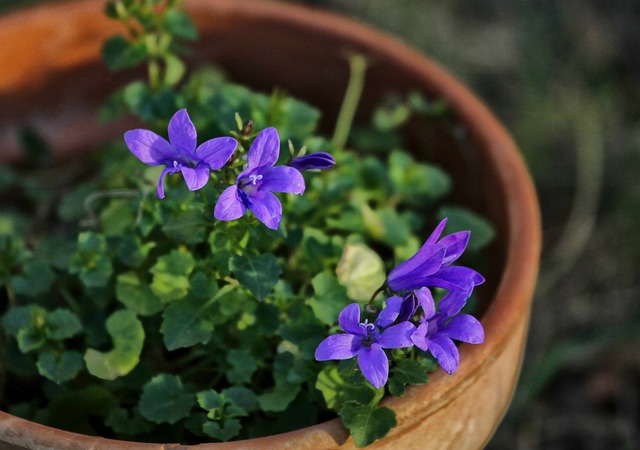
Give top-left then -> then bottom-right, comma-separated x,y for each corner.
315,218 -> 485,388
125,109 -> 335,229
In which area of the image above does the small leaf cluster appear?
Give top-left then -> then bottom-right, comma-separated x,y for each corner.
102,0 -> 197,86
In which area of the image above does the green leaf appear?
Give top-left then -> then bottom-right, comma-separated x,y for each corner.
10,260 -> 55,297
84,310 -> 144,380
37,237 -> 76,270
257,382 -> 300,413
197,390 -> 226,419
389,150 -> 451,203
308,271 -> 351,326
277,97 -> 322,142
105,407 -> 154,435
150,249 -> 196,301
121,81 -> 154,122
339,402 -> 396,448
161,292 -> 215,351
116,271 -> 164,316
139,374 -> 194,424
162,208 -> 205,244
225,349 -> 257,384
16,328 -> 45,353
102,35 -> 147,71
202,419 -> 241,442
45,309 -> 82,341
437,207 -> 495,251
373,103 -> 411,131
99,198 -> 138,236
387,359 -> 429,397
69,232 -> 113,288
163,9 -> 198,40
336,243 -> 385,302
36,350 -> 84,384
229,253 -> 281,300
57,182 -> 95,222
163,53 -> 186,87
1,305 -> 46,337
116,235 -> 155,268
360,204 -> 412,248
316,365 -> 381,410
222,387 -> 258,413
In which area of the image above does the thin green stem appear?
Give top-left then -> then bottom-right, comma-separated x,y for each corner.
148,58 -> 161,90
368,284 -> 386,306
59,285 -> 81,314
332,53 -> 368,149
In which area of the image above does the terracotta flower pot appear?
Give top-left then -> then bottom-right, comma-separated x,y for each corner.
0,0 -> 541,448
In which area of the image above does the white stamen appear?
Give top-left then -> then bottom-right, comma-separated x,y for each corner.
359,319 -> 375,332
249,174 -> 263,185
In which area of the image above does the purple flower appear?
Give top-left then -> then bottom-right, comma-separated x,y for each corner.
214,127 -> 305,230
410,287 -> 484,375
315,298 -> 415,389
289,152 -> 336,171
387,218 -> 484,295
124,109 -> 237,199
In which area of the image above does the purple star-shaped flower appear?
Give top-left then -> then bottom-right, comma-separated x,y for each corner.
409,287 -> 484,375
387,218 -> 484,295
124,109 -> 237,199
214,127 -> 305,230
315,298 -> 415,389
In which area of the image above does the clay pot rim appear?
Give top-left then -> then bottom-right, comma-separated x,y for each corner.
0,0 -> 541,448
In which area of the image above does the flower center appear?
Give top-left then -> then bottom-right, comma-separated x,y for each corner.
249,174 -> 263,185
358,319 -> 378,346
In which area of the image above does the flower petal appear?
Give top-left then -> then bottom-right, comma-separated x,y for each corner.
357,344 -> 389,389
443,314 -> 484,344
196,137 -> 237,170
180,165 -> 210,192
248,191 -> 282,230
428,334 -> 460,375
157,166 -> 179,199
414,287 -> 436,320
387,244 -> 446,291
315,333 -> 359,361
421,266 -> 485,294
168,109 -> 197,154
214,185 -> 246,221
247,127 -> 279,170
260,166 -> 305,194
375,296 -> 403,329
437,287 -> 471,317
378,321 -> 415,349
338,303 -> 363,336
439,231 -> 470,265
124,129 -> 173,165
398,292 -> 419,322
425,218 -> 448,246
411,323 -> 429,351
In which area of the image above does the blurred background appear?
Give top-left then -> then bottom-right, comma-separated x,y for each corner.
2,0 -> 639,448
